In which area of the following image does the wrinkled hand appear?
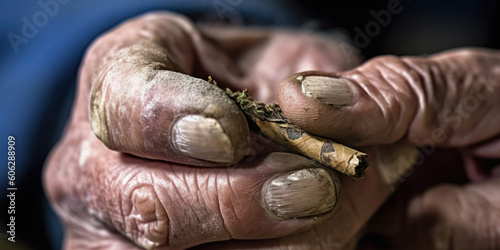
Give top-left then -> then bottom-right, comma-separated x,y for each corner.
278,49 -> 500,249
43,11 -> 402,249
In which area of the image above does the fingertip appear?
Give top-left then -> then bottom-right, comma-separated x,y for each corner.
157,72 -> 250,166
92,67 -> 250,166
278,71 -> 361,144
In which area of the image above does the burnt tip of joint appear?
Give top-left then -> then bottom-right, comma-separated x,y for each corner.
353,156 -> 369,179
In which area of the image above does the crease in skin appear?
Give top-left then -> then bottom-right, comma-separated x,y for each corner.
386,68 -> 419,135
417,60 -> 437,110
116,185 -> 127,244
376,59 -> 422,139
151,166 -> 230,249
371,62 -> 400,121
398,58 -> 440,141
404,53 -> 499,145
102,165 -> 145,230
212,169 -> 238,239
206,169 -> 236,239
196,179 -> 229,238
425,64 -> 460,143
399,58 -> 430,110
115,168 -> 171,249
350,72 -> 391,122
130,185 -> 169,249
187,168 -> 229,241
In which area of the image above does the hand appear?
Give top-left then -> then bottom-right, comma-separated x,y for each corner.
44,11 -> 401,249
278,49 -> 500,249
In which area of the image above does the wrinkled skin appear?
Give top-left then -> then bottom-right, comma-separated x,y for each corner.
278,49 -> 500,248
44,11 -> 500,249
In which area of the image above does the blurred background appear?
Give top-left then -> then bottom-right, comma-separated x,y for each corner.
1,0 -> 499,249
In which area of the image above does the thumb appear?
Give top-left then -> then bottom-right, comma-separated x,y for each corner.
89,47 -> 249,165
278,48 -> 500,147
81,12 -> 250,166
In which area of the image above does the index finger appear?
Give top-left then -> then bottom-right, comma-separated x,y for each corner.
278,49 -> 500,147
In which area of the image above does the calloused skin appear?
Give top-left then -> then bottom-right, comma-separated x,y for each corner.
43,11 -> 500,249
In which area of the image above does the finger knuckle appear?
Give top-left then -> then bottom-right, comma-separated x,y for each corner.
214,171 -> 243,237
359,55 -> 419,142
126,179 -> 169,249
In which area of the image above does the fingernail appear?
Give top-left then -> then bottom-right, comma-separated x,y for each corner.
172,115 -> 234,163
299,75 -> 356,106
263,168 -> 339,220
